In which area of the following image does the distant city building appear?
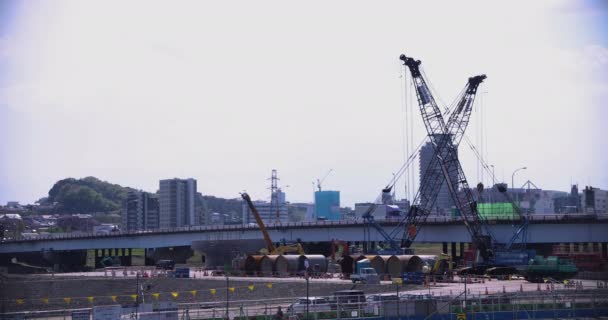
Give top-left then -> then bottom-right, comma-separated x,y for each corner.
581,186 -> 607,214
57,214 -> 95,232
340,206 -> 355,220
242,199 -> 288,225
288,202 -> 314,222
210,212 -> 229,225
419,134 -> 458,215
0,213 -> 23,239
394,199 -> 411,213
472,183 -> 562,215
354,203 -> 401,221
159,178 -> 198,228
123,191 -> 160,231
6,201 -> 21,209
315,191 -> 340,220
553,185 -> 581,214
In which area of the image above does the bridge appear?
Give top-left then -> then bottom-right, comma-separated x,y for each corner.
1,214 -> 606,269
2,214 -> 607,251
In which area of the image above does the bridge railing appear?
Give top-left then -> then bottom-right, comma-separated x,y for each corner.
2,213 -> 604,243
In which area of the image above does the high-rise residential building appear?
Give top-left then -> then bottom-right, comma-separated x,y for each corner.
159,178 -> 197,228
123,191 -> 159,231
315,191 -> 340,220
419,134 -> 458,215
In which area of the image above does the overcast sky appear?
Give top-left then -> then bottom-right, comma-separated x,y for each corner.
1,1 -> 607,207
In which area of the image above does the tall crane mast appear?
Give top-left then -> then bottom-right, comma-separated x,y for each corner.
400,71 -> 487,249
316,169 -> 333,192
361,73 -> 485,254
401,54 -> 494,262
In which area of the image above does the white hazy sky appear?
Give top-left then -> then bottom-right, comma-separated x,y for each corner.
1,1 -> 607,207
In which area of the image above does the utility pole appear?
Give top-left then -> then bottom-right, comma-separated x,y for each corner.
464,274 -> 467,312
270,169 -> 280,223
225,274 -> 230,320
135,272 -> 140,318
305,259 -> 310,318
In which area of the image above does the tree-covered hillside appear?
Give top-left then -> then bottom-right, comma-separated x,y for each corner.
42,177 -> 133,213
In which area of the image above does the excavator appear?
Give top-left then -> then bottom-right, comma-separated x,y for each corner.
420,253 -> 453,281
241,193 -> 305,255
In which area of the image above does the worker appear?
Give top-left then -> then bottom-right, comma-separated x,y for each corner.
275,306 -> 284,320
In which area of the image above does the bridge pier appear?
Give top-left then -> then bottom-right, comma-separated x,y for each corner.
459,243 -> 464,259
442,242 -> 448,254
573,243 -> 580,252
603,243 -> 607,258
582,242 -> 590,252
593,242 -> 599,253
451,242 -> 457,262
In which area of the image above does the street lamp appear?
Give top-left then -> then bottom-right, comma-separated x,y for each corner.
511,167 -> 527,190
511,167 -> 527,209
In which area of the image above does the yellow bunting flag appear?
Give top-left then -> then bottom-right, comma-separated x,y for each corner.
152,293 -> 160,300
131,294 -> 138,301
229,287 -> 235,292
63,298 -> 71,304
190,290 -> 197,297
171,292 -> 179,298
210,289 -> 217,295
41,298 -> 49,304
266,283 -> 273,289
16,299 -> 25,305
87,297 -> 94,303
111,296 -> 118,302
248,285 -> 254,291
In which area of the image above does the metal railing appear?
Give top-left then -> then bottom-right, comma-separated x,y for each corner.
1,290 -> 607,319
2,213 -> 604,243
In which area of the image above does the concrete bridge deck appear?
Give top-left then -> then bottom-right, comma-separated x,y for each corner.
1,214 -> 606,253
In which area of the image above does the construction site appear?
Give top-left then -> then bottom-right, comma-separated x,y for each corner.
2,53 -> 607,319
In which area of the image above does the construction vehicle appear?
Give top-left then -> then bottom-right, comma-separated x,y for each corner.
260,242 -> 305,255
330,239 -> 350,262
402,54 -> 516,273
518,256 -> 578,283
350,267 -> 380,284
401,54 -> 564,281
350,259 -> 380,284
361,65 -> 486,260
241,192 -> 305,255
420,253 -> 453,281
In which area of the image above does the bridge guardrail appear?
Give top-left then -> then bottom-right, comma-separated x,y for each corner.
2,213 -> 604,243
